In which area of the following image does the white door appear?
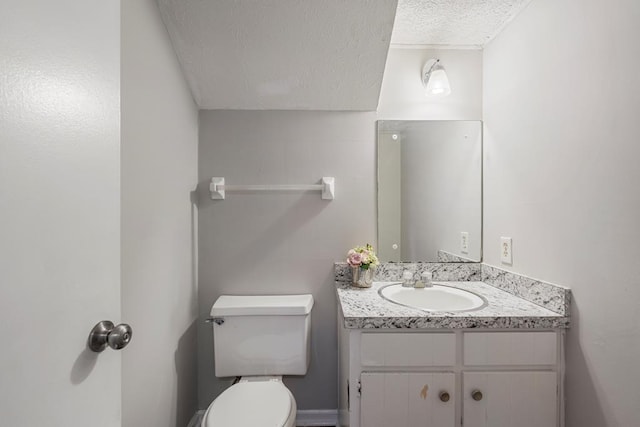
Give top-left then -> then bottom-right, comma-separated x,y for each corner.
463,371 -> 558,427
360,372 -> 456,427
0,1 -> 122,426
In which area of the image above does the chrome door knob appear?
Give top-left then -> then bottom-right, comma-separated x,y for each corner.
88,321 -> 133,352
107,323 -> 132,349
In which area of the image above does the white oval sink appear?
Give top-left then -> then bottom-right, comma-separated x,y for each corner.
379,283 -> 486,312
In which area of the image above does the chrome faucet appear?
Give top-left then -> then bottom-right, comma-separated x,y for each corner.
414,271 -> 433,288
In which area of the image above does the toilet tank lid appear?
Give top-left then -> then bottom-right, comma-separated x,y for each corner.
211,294 -> 314,317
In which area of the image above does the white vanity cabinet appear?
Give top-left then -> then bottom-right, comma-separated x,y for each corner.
338,326 -> 564,427
462,371 -> 557,427
361,372 -> 456,427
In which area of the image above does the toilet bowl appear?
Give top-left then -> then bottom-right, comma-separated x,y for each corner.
201,378 -> 296,427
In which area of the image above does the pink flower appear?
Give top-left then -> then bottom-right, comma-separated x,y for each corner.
347,250 -> 364,267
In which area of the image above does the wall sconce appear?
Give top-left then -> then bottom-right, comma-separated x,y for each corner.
422,59 -> 451,97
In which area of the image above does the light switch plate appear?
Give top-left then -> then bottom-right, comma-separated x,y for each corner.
460,232 -> 469,254
501,237 -> 512,264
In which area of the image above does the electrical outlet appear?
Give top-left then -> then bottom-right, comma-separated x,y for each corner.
501,237 -> 512,264
460,232 -> 469,254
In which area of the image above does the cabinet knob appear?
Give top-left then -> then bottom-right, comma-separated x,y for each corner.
439,391 -> 450,402
471,390 -> 483,401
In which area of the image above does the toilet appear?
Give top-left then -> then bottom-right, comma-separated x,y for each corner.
202,294 -> 314,427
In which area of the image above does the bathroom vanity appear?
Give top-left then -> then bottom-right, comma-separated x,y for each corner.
336,278 -> 570,427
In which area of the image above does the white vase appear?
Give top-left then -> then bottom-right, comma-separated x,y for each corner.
352,266 -> 375,288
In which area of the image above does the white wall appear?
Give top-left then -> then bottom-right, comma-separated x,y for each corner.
378,47 -> 483,120
197,111 -> 376,410
483,1 -> 640,426
0,1 -> 121,425
121,1 -> 199,426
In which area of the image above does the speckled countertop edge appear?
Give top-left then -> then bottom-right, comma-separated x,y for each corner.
336,281 -> 570,330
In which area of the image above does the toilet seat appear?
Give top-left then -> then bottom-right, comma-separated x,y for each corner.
202,381 -> 296,427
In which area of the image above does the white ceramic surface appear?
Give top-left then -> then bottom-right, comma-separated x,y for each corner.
379,283 -> 486,312
211,295 -> 312,377
202,381 -> 295,427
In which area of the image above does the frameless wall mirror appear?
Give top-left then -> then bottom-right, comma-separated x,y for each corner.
377,120 -> 482,263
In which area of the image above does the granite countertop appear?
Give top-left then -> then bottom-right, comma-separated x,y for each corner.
336,281 -> 570,329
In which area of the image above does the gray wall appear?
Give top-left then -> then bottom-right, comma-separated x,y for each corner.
483,0 -> 640,426
197,110 -> 376,409
121,1 -> 199,426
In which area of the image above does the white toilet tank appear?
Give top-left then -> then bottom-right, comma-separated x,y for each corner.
210,294 -> 313,377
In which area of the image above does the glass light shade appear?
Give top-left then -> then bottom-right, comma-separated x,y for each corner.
425,65 -> 451,97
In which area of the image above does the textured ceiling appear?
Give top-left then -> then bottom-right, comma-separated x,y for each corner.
157,0 -> 398,110
157,0 -> 531,110
391,0 -> 532,47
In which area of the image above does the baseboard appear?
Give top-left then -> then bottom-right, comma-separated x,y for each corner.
188,409 -> 338,427
296,409 -> 339,426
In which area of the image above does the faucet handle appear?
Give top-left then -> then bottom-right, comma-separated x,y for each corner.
421,271 -> 433,287
402,270 -> 414,287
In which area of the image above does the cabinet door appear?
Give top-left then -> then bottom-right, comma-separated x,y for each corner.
463,371 -> 557,427
360,372 -> 455,427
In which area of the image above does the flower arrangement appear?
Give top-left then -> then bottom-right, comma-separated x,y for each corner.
346,243 -> 379,270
